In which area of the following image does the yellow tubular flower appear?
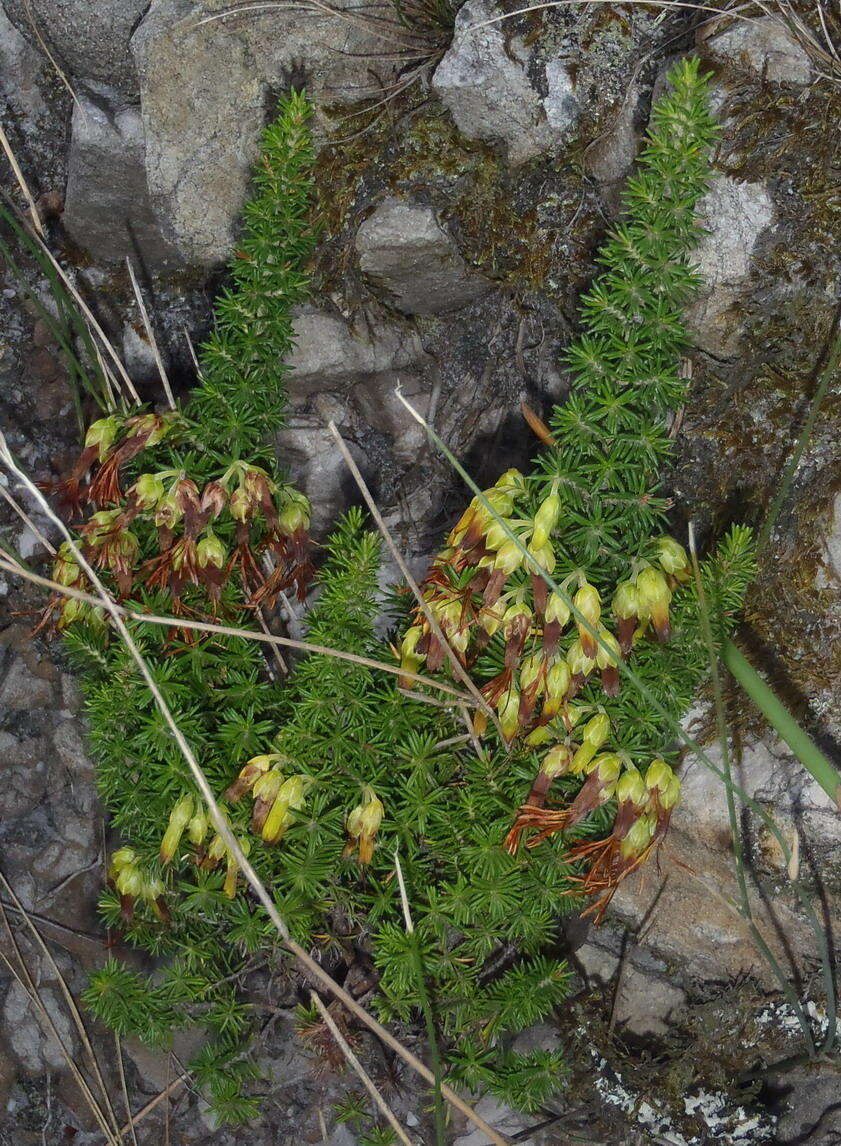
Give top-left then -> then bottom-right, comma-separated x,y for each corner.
84,415 -> 120,460
615,766 -> 647,807
530,480 -> 561,549
160,795 -> 195,864
542,659 -> 571,718
656,536 -> 691,582
635,565 -> 673,641
620,813 -> 656,859
497,686 -> 521,743
545,592 -> 571,628
344,786 -> 385,864
573,581 -> 601,658
541,744 -> 572,780
570,712 -> 610,772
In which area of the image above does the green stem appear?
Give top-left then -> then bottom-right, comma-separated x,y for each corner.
723,640 -> 841,812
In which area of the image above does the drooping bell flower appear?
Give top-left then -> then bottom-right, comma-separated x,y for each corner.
635,565 -> 673,642
569,712 -> 610,774
397,625 -> 425,688
224,753 -> 284,802
343,786 -> 385,864
496,679 -> 522,743
563,752 -> 622,828
527,743 -> 572,807
612,580 -> 641,656
260,774 -> 310,846
542,590 -> 571,656
526,537 -> 556,615
573,580 -> 601,659
517,651 -> 546,724
201,823 -> 252,899
88,412 -> 174,505
566,638 -> 597,696
530,479 -> 561,550
250,765 -> 285,835
501,599 -> 533,669
482,539 -> 524,606
199,480 -> 228,525
504,743 -> 572,853
196,529 -> 227,601
655,536 -> 691,584
644,757 -> 681,842
82,510 -> 139,596
160,795 -> 195,863
108,846 -> 168,921
595,627 -> 622,697
51,415 -> 122,512
540,658 -> 571,721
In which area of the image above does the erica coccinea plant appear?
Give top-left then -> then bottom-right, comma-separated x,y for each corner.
400,56 -> 755,918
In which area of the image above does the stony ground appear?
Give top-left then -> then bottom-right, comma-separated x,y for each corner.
0,0 -> 839,1143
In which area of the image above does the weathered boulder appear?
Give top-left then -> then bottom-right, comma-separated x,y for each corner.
62,92 -> 180,267
687,174 -> 776,357
2,976 -> 76,1073
286,305 -> 427,392
703,15 -> 813,86
355,198 -> 492,315
610,723 -> 841,984
432,0 -> 580,165
131,0 -> 395,266
1,0 -> 148,98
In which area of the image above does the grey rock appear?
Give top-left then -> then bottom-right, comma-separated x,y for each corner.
584,83 -> 643,189
0,656 -> 53,709
687,174 -> 775,356
576,943 -> 687,1036
0,8 -> 48,123
815,491 -> 841,588
1,0 -> 149,98
131,0 -> 394,266
3,979 -> 76,1073
704,15 -> 812,85
351,371 -> 431,466
776,1064 -> 841,1144
63,92 -> 180,267
276,413 -> 366,536
432,0 -> 579,165
355,198 -> 492,315
286,306 -> 427,393
452,1094 -> 533,1146
0,735 -> 48,818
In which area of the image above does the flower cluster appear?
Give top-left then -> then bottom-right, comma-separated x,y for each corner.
159,794 -> 251,899
224,755 -> 312,846
47,414 -> 313,624
399,468 -> 695,908
108,847 -> 167,922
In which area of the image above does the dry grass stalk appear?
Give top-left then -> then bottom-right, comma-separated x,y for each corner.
327,419 -> 502,735
125,258 -> 176,411
0,549 -> 474,705
309,990 -> 416,1146
0,119 -> 44,238
0,895 -> 122,1144
0,872 -> 121,1140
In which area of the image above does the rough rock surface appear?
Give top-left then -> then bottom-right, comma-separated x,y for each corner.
131,0 -> 398,266
432,0 -> 580,164
355,197 -> 492,314
704,14 -> 813,85
63,92 -> 181,267
687,174 -> 776,357
1,0 -> 149,98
